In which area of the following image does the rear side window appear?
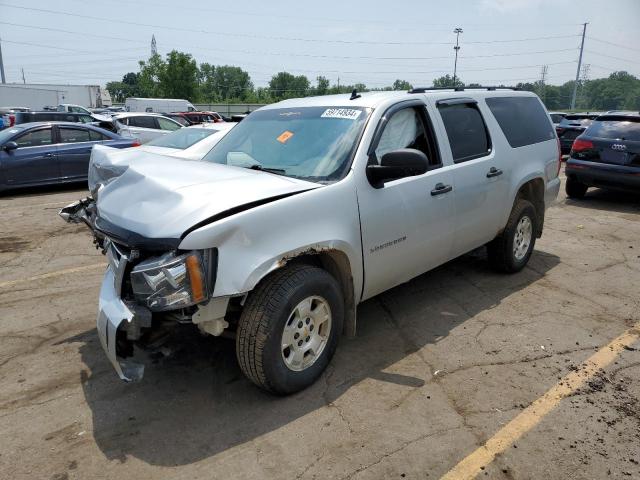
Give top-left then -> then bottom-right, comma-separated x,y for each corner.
157,117 -> 181,131
486,97 -> 555,148
586,119 -> 640,141
59,127 -> 91,143
89,129 -> 109,141
129,116 -> 158,129
438,102 -> 491,162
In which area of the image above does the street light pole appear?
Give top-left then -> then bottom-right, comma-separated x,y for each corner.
453,27 -> 463,87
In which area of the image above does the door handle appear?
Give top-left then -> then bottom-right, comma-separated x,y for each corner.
486,167 -> 503,178
44,153 -> 54,158
431,183 -> 453,196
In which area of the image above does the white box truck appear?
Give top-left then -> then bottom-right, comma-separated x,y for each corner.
125,98 -> 197,113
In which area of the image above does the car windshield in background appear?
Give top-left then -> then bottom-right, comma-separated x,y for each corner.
202,106 -> 370,183
586,118 -> 640,141
560,116 -> 596,126
146,127 -> 217,149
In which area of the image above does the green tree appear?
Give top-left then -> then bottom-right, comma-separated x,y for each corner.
432,75 -> 464,88
392,79 -> 413,90
105,72 -> 141,102
158,50 -> 199,101
315,76 -> 330,96
202,65 -> 253,101
269,72 -> 310,99
137,53 -> 165,97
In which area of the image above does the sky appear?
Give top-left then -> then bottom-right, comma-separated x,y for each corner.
0,0 -> 639,89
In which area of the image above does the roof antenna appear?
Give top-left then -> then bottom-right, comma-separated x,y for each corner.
350,89 -> 361,100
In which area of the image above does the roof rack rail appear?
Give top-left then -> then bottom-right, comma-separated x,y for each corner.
408,86 -> 520,94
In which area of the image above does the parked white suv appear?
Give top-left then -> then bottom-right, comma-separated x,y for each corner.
60,88 -> 560,394
113,112 -> 183,143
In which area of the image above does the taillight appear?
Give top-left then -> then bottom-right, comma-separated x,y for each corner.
9,114 -> 15,126
131,140 -> 141,147
571,138 -> 593,152
556,138 -> 562,175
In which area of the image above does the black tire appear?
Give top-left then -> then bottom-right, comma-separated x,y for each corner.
565,177 -> 588,199
487,199 -> 537,273
236,264 -> 344,395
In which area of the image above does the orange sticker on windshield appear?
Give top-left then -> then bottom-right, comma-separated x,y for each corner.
277,130 -> 294,144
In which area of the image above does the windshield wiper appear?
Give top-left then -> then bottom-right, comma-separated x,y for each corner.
248,164 -> 287,175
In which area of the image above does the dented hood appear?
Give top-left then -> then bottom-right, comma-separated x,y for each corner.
96,154 -> 320,240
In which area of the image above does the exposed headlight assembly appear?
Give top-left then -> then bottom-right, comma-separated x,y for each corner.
130,251 -> 208,311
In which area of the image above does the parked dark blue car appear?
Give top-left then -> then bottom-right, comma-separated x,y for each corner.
0,122 -> 138,192
565,114 -> 640,197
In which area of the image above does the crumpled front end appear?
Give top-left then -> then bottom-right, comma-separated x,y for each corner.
97,267 -> 146,382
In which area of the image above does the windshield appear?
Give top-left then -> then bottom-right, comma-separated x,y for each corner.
560,116 -> 596,126
202,106 -> 370,182
146,127 -> 217,149
0,126 -> 25,145
586,119 -> 640,141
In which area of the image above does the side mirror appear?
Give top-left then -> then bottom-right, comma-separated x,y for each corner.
366,148 -> 429,187
3,141 -> 18,152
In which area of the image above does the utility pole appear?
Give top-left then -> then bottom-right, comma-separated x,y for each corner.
21,68 -> 25,84
578,63 -> 590,108
539,65 -> 548,103
0,37 -> 6,84
570,22 -> 588,110
452,27 -> 463,87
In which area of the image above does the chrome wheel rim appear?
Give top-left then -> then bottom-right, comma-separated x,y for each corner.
281,296 -> 332,372
513,216 -> 533,261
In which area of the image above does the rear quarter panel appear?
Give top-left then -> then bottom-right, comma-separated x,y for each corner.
478,95 -> 559,226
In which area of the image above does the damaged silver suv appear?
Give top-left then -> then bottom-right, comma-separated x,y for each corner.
61,88 -> 561,394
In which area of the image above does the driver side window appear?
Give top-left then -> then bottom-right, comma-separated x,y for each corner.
373,106 -> 440,168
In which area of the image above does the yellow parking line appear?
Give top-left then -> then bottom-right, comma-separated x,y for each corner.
0,263 -> 105,289
440,321 -> 640,480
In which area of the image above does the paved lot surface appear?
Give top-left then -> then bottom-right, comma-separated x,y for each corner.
1,176 -> 639,480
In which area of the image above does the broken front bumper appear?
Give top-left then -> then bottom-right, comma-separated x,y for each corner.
97,267 -> 145,381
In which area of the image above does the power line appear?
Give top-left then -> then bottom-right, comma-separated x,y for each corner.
584,50 -> 640,66
0,3 -> 584,47
587,36 -> 640,53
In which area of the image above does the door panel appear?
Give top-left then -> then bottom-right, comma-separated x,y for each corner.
358,102 -> 455,300
57,127 -> 99,180
3,128 -> 59,186
448,153 -> 508,256
359,170 -> 455,300
434,101 -> 508,257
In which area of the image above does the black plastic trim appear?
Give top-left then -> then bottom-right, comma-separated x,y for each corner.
94,216 -> 182,251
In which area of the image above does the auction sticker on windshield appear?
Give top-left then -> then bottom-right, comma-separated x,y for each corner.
277,130 -> 294,144
321,108 -> 362,120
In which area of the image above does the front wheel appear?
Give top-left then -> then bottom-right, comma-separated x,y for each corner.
236,264 -> 344,395
487,199 -> 537,273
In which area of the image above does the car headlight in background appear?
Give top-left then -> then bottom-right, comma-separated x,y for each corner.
130,251 -> 208,311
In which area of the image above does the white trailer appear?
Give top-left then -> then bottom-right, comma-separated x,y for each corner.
125,98 -> 197,113
0,83 -> 106,109
0,85 -> 59,110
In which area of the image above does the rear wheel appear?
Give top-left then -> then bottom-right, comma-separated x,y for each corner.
487,199 -> 537,273
565,177 -> 588,199
236,264 -> 343,395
